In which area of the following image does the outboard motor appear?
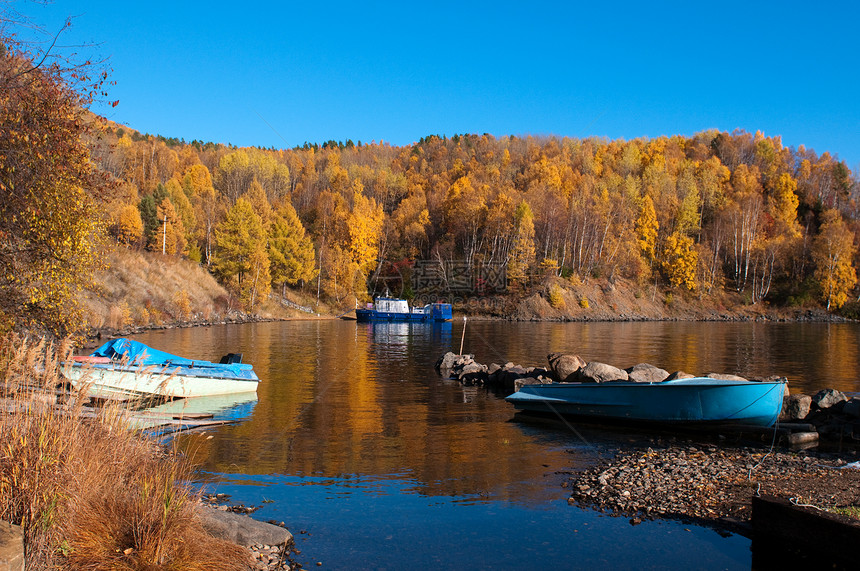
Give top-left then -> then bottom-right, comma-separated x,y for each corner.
219,353 -> 243,364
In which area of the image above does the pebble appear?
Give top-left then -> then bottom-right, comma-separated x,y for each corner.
566,443 -> 852,527
247,541 -> 299,570
201,495 -> 300,570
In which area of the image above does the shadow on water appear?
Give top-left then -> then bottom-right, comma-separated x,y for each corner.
128,320 -> 860,569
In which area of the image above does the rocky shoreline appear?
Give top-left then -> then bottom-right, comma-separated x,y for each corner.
198,494 -> 300,570
436,350 -> 860,538
563,439 -> 860,535
436,350 -> 860,445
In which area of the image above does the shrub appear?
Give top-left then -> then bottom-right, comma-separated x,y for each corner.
838,301 -> 860,320
548,284 -> 566,309
579,297 -> 590,309
174,290 -> 192,321
135,305 -> 151,327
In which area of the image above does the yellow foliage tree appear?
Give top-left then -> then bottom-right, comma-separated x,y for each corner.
442,175 -> 488,265
183,164 -> 213,197
241,177 -> 273,227
212,198 -> 270,308
508,200 -> 536,284
346,191 -> 384,274
768,173 -> 801,238
215,148 -> 291,201
662,232 -> 698,291
319,243 -> 360,305
190,174 -> 222,266
675,165 -> 701,236
812,210 -> 857,310
269,202 -> 317,293
635,194 -> 659,262
0,38 -> 109,335
154,198 -> 186,256
112,204 -> 144,246
240,245 -> 272,309
166,178 -> 197,257
390,192 -> 430,258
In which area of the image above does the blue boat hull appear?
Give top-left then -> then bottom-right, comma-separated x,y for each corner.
355,310 -> 450,322
355,302 -> 452,323
505,377 -> 786,427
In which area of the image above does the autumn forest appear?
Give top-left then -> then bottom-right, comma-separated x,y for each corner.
91,127 -> 860,304
2,24 -> 860,337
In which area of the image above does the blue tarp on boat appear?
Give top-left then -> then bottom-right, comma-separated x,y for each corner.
89,338 -> 256,379
91,338 -> 195,366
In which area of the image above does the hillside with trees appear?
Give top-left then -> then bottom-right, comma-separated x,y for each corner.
2,10 -> 859,338
79,124 -> 860,326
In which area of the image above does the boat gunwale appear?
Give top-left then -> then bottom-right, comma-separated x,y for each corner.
64,361 -> 260,383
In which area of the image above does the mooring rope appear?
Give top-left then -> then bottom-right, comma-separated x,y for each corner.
463,324 -> 603,456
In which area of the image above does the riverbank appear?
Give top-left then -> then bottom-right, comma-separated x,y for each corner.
502,276 -> 858,322
82,248 -> 857,333
0,335 -> 290,570
440,349 -> 860,539
564,439 -> 860,535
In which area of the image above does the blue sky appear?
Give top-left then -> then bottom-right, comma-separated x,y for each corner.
19,1 -> 860,169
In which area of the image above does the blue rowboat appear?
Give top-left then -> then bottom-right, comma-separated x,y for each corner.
63,338 -> 260,399
505,377 -> 786,427
355,297 -> 453,323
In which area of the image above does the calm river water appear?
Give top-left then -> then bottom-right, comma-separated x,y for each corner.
133,320 -> 860,570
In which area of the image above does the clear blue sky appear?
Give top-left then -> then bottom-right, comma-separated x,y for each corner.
20,0 -> 860,170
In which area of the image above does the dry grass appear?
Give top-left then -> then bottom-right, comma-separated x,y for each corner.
82,247 -> 231,329
0,334 -> 249,570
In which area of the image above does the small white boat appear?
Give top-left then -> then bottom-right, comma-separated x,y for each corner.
63,338 -> 260,399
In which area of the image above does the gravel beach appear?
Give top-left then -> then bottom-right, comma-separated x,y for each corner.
565,441 -> 860,532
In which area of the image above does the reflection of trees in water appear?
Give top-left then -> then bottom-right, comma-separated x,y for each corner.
155,321 -> 860,502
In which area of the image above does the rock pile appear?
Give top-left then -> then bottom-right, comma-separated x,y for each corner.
434,352 -> 554,391
435,351 -> 766,389
436,351 -> 860,444
782,388 -> 860,440
435,351 -> 766,391
197,496 -> 296,570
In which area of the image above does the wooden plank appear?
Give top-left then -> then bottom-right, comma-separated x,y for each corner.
786,431 -> 819,445
777,422 -> 816,432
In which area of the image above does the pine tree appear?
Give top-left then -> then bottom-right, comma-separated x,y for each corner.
269,202 -> 317,294
212,198 -> 270,308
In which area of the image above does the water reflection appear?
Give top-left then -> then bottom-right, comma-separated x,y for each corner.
126,392 -> 258,434
453,321 -> 860,394
134,321 -> 573,504
130,321 -> 860,493
128,320 -> 860,568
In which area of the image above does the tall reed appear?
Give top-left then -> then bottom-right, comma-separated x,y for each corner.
0,334 -> 248,570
